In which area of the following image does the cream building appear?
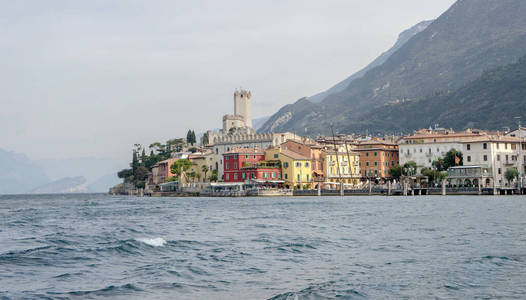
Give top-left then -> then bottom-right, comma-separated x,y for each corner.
398,128 -> 484,171
462,135 -> 523,188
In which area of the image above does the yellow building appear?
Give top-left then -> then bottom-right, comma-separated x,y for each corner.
265,147 -> 312,189
322,150 -> 361,186
188,152 -> 215,182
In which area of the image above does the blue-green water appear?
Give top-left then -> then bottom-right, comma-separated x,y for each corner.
1,194 -> 525,299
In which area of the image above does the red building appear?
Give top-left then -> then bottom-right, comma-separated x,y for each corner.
223,148 -> 281,182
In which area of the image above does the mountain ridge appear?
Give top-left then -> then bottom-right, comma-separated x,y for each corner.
259,0 -> 526,135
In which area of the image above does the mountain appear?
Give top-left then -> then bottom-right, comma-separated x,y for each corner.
259,0 -> 526,136
31,176 -> 87,194
258,20 -> 432,134
252,116 -> 271,131
0,149 -> 49,194
345,54 -> 526,133
307,20 -> 433,104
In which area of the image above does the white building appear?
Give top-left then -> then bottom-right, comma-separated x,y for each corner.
398,128 -> 483,171
462,135 -> 524,188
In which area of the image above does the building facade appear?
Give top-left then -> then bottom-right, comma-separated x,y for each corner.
322,150 -> 361,186
462,135 -> 523,187
223,148 -> 266,182
265,147 -> 312,189
398,128 -> 483,171
355,139 -> 399,180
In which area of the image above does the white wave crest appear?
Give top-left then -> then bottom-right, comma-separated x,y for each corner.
136,237 -> 167,247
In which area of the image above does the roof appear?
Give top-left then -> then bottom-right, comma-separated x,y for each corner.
224,148 -> 264,155
463,135 -> 520,143
278,149 -> 311,160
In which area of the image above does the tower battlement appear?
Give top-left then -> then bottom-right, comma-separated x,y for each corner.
234,89 -> 252,128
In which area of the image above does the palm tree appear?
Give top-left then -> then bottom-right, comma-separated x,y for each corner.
201,165 -> 209,182
170,159 -> 192,183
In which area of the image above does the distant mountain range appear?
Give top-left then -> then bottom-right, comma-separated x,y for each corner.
0,148 -> 121,194
259,0 -> 526,135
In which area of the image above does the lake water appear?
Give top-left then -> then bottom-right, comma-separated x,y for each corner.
1,194 -> 525,299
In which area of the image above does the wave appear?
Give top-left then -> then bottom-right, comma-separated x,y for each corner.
136,237 -> 167,247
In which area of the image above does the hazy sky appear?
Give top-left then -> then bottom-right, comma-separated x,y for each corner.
1,0 -> 456,167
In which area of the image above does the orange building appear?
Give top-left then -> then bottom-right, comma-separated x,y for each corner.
355,139 -> 399,180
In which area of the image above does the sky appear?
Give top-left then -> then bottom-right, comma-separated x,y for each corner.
0,0 -> 456,168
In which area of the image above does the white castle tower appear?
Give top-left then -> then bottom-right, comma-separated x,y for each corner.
234,89 -> 252,128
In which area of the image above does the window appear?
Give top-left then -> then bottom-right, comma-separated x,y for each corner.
366,152 -> 369,157
496,143 -> 500,149
297,174 -> 300,181
374,152 -> 377,156
407,149 -> 410,155
467,156 -> 471,162
305,162 -> 309,167
498,168 -> 501,175
245,155 -> 249,159
296,162 -> 301,167
274,154 -> 278,159
234,162 -> 238,169
242,173 -> 246,179
264,172 -> 268,179
505,143 -> 508,150
284,162 -> 289,168
483,143 -> 487,150
216,148 -> 218,154
512,155 -> 517,161
366,162 -> 370,166
271,172 -> 275,178
467,144 -> 471,150
419,148 -> 422,153
506,155 -> 509,161
277,172 -> 281,179
306,174 -> 310,181
251,172 -> 255,179
234,173 -> 238,180
226,173 -> 230,180
226,163 -> 230,170
483,155 -> 488,161
437,148 -> 440,152
497,155 -> 500,161
374,162 -> 378,166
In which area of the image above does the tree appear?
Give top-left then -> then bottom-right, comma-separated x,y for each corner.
403,161 -> 417,176
141,148 -> 146,166
166,138 -> 184,153
389,164 -> 402,180
118,168 -> 133,179
210,169 -> 218,182
186,130 -> 196,145
166,176 -> 177,182
170,159 -> 192,182
202,132 -> 209,145
505,168 -> 519,185
135,181 -> 145,189
135,165 -> 149,182
201,165 -> 209,181
441,149 -> 463,170
131,150 -> 139,174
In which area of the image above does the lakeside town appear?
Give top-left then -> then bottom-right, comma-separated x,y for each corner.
110,89 -> 526,197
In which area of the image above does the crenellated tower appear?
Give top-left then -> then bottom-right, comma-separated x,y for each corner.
234,89 -> 252,128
